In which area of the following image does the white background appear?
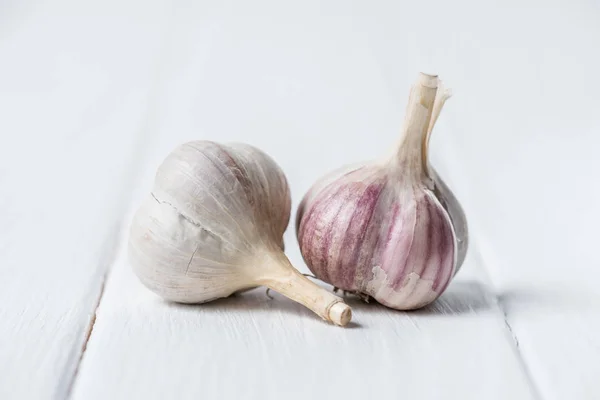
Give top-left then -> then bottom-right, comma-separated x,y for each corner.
1,0 -> 599,399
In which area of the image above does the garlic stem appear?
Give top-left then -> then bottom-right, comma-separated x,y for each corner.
258,251 -> 352,326
393,73 -> 439,178
426,85 -> 452,147
424,84 -> 452,177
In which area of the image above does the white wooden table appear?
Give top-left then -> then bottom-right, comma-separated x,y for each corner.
2,1 -> 599,399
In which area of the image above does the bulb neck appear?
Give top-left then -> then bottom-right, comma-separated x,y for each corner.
390,73 -> 450,182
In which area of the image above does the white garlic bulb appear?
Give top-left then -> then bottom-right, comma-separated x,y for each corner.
296,73 -> 468,310
129,141 -> 352,326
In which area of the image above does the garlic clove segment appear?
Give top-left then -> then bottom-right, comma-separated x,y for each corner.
296,73 -> 468,310
129,141 -> 352,326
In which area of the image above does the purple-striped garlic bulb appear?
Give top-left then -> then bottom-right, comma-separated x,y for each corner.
129,141 -> 352,326
296,73 -> 468,310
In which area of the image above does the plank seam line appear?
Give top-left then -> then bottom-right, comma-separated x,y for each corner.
435,117 -> 544,399
496,301 -> 543,400
473,235 -> 544,400
65,274 -> 106,398
63,14 -> 177,398
64,226 -> 121,400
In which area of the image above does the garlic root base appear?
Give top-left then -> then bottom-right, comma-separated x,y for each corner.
328,302 -> 352,326
259,251 -> 353,327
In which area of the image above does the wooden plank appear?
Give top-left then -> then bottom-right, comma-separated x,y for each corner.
454,135 -> 600,400
0,1 -> 169,398
426,2 -> 600,399
70,3 -> 537,398
72,225 -> 535,400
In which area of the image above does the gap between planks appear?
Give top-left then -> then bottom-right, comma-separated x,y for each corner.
427,150 -> 544,399
472,237 -> 544,400
497,306 -> 542,400
61,111 -> 166,397
62,13 -> 176,398
63,227 -> 121,400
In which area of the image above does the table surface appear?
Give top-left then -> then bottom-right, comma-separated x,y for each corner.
1,1 -> 599,399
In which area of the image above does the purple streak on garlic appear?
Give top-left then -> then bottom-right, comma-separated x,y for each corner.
296,73 -> 468,310
129,141 -> 352,326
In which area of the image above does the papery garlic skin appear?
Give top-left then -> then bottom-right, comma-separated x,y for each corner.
430,167 -> 468,270
297,165 -> 456,309
129,141 -> 351,326
130,141 -> 289,303
296,73 -> 467,310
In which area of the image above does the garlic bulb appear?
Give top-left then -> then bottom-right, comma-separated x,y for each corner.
129,141 -> 352,326
296,73 -> 468,310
